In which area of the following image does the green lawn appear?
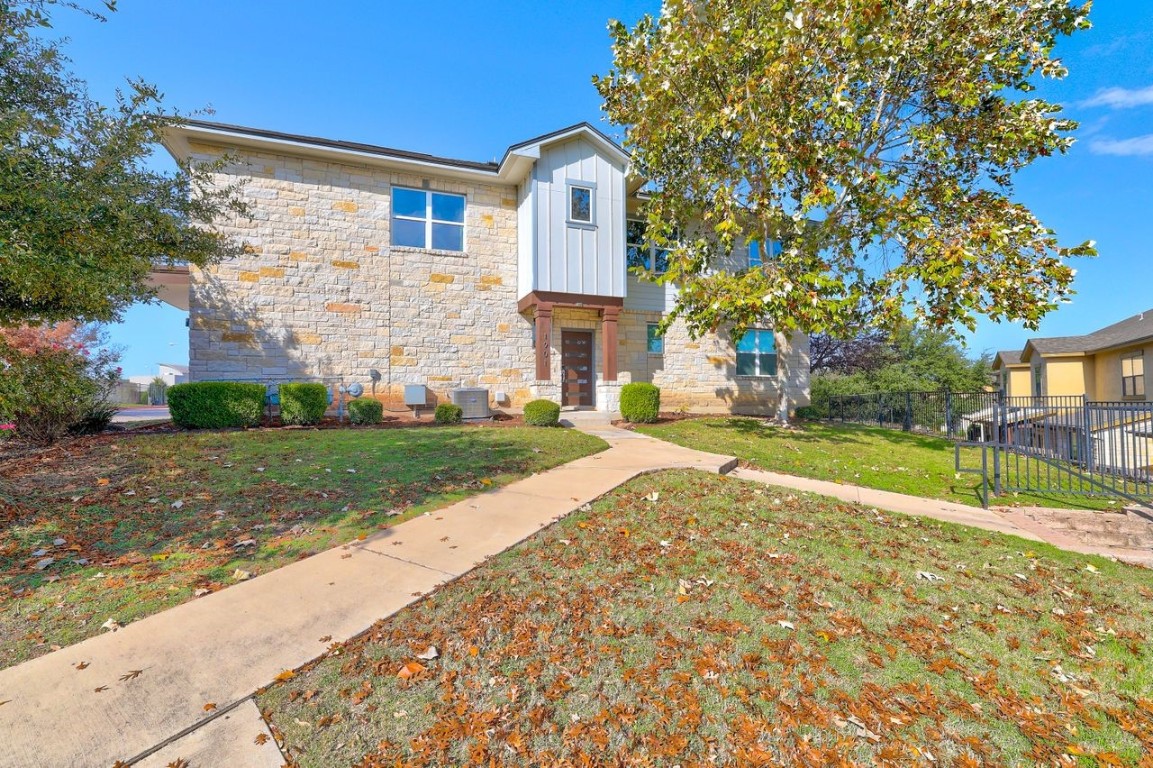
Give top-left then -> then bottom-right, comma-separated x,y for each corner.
0,425 -> 606,668
636,419 -> 1120,511
258,470 -> 1153,767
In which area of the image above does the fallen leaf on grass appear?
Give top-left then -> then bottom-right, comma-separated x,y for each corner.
916,571 -> 944,582
778,620 -> 796,630
274,670 -> 295,682
468,645 -> 479,657
100,618 -> 122,632
120,670 -> 143,682
397,661 -> 426,681
645,491 -> 660,502
232,569 -> 252,581
96,478 -> 109,486
254,733 -> 269,745
416,645 -> 440,660
194,588 -> 210,597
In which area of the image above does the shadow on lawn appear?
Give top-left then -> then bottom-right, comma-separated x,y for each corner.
0,427 -> 570,591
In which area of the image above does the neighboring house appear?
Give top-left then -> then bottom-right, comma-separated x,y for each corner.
982,309 -> 1153,477
150,121 -> 810,415
157,363 -> 189,386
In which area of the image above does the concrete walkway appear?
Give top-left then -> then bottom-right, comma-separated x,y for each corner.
730,466 -> 1153,566
0,424 -> 735,768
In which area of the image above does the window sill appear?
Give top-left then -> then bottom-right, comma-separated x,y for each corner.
735,375 -> 779,380
390,245 -> 469,258
566,220 -> 598,231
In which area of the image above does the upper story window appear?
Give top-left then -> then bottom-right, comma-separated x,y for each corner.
736,329 -> 777,377
1033,365 -> 1044,397
569,185 -> 593,223
626,219 -> 670,274
391,187 -> 465,252
748,239 -> 782,267
1122,350 -> 1145,398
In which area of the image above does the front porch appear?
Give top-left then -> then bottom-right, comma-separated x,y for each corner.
518,291 -> 624,412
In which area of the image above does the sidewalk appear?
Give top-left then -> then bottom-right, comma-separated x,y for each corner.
730,466 -> 1153,566
0,425 -> 735,768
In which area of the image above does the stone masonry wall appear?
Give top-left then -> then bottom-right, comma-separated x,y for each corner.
186,142 -> 536,409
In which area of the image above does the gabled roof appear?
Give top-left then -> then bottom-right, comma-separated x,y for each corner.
161,120 -> 629,185
1021,308 -> 1153,362
993,350 -> 1027,369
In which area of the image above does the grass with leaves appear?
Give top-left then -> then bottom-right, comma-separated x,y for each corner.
0,425 -> 606,668
257,470 -> 1153,767
635,418 -> 1120,511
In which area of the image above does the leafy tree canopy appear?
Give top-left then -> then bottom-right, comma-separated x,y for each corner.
0,0 -> 247,325
595,0 -> 1096,340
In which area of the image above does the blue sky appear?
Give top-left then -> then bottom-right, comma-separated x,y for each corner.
47,0 -> 1153,376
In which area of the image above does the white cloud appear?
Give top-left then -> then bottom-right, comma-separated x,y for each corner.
1088,134 -> 1153,157
1081,85 -> 1153,109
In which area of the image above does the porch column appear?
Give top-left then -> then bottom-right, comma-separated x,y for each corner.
601,306 -> 620,382
534,303 -> 553,381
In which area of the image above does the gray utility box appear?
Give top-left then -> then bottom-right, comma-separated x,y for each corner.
403,385 -> 427,407
450,388 -> 491,419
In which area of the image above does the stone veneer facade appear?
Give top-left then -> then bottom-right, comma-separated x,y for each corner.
185,140 -> 809,415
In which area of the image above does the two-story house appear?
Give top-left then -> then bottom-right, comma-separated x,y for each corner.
992,309 -> 1151,401
150,121 -> 810,415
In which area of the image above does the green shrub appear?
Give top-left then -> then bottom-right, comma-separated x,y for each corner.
620,382 -> 661,423
278,382 -> 328,426
348,397 -> 383,425
523,399 -> 560,427
168,382 -> 265,429
434,402 -> 463,425
794,405 -> 822,420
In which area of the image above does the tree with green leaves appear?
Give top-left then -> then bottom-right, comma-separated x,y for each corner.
0,0 -> 247,325
595,0 -> 1095,340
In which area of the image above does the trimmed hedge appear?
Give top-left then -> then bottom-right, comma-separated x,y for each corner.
168,382 -> 265,429
523,399 -> 560,427
620,382 -> 661,423
348,397 -> 383,425
794,405 -> 821,420
279,383 -> 328,426
434,403 -> 463,425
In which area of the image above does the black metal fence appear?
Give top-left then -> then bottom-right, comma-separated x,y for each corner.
828,390 -> 1000,439
830,391 -> 1153,504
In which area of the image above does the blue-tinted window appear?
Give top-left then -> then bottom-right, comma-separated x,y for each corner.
647,324 -> 664,354
431,192 -> 465,223
570,186 -> 592,223
736,329 -> 777,377
391,187 -> 466,252
625,219 -> 671,274
748,239 -> 782,267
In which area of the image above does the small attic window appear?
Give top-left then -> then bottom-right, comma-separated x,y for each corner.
567,182 -> 594,225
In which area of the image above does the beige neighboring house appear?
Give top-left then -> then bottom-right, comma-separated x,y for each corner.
992,308 -> 1151,401
987,309 -> 1152,476
149,121 -> 810,415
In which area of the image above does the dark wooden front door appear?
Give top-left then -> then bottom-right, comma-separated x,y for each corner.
561,331 -> 594,407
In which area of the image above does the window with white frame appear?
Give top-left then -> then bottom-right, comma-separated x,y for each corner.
626,219 -> 670,274
569,184 -> 593,224
646,323 -> 664,354
748,239 -> 782,267
390,187 -> 465,252
736,329 -> 777,376
1122,351 -> 1145,398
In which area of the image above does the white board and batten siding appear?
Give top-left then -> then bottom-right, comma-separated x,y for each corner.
522,137 -> 627,299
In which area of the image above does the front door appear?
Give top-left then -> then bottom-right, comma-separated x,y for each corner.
561,330 -> 594,407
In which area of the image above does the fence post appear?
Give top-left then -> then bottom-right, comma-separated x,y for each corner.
903,391 -> 913,432
992,396 -> 1002,496
1082,393 -> 1093,473
945,390 -> 953,438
